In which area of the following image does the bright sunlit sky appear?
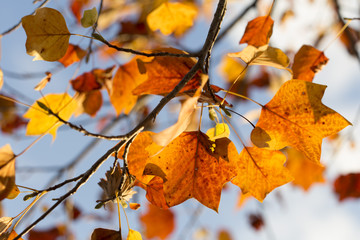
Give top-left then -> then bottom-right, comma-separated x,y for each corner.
1,0 -> 360,240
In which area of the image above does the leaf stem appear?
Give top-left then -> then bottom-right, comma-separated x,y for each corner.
220,90 -> 264,107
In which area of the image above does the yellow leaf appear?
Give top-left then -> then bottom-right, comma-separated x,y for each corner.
127,229 -> 142,240
23,93 -> 77,140
206,123 -> 230,141
22,8 -> 70,61
0,144 -> 16,201
6,185 -> 20,200
0,216 -> 13,235
147,2 -> 198,37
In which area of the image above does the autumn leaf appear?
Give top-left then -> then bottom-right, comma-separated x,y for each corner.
145,176 -> 169,209
285,147 -> 325,191
292,45 -> 329,82
71,66 -> 115,93
0,216 -> 13,236
58,44 -> 86,67
7,230 -> 24,240
231,147 -> 293,201
219,56 -> 246,83
250,79 -> 351,163
23,93 -> 77,139
206,123 -> 230,141
249,213 -> 265,231
142,132 -> 238,211
240,16 -> 274,47
0,144 -> 16,201
127,229 -> 142,240
34,72 -> 52,91
91,228 -> 121,240
22,8 -> 70,61
0,69 -> 3,90
140,203 -> 175,240
75,90 -> 103,117
132,48 -> 202,96
70,0 -> 90,22
228,45 -> 290,70
109,59 -> 147,115
147,2 -> 198,37
333,173 -> 360,201
81,7 -> 98,28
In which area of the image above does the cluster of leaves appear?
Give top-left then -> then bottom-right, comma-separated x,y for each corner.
0,0 -> 359,239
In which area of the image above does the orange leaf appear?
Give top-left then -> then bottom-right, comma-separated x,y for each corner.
140,203 -> 175,240
28,225 -> 66,240
334,173 -> 360,201
250,80 -> 351,163
75,91 -> 103,117
8,230 -> 24,240
0,144 -> 16,201
145,176 -> 169,209
292,45 -> 329,82
109,59 -> 147,115
147,2 -> 198,37
231,147 -> 293,201
132,48 -> 202,96
71,66 -> 115,92
285,148 -> 325,191
70,0 -> 90,22
129,203 -> 141,210
58,44 -> 86,67
143,133 -> 237,211
240,16 -> 274,47
91,228 -> 121,240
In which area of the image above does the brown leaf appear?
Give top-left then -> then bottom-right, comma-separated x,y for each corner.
334,173 -> 360,201
28,225 -> 66,240
292,45 -> 329,82
0,144 -> 16,201
140,203 -> 175,240
240,16 -> 274,47
22,8 -> 70,61
71,66 -> 115,93
91,228 -> 121,240
75,90 -> 103,117
249,213 -> 264,231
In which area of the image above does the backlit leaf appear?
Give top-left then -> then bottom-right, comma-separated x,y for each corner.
147,2 -> 198,37
231,147 -> 293,201
132,48 -> 202,96
0,217 -> 13,235
58,44 -> 86,67
0,69 -> 3,90
292,45 -> 329,82
23,93 -> 77,139
250,80 -> 351,163
127,229 -> 142,240
22,8 -> 70,61
71,66 -> 115,93
285,147 -> 325,191
81,7 -> 98,28
143,132 -> 238,211
240,16 -> 274,47
0,144 -> 16,201
206,123 -> 230,141
140,203 -> 175,240
334,173 -> 360,201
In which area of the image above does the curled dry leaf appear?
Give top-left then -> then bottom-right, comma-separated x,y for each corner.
140,203 -> 175,240
231,147 -> 293,201
0,144 -> 16,201
147,2 -> 198,36
292,45 -> 329,82
240,15 -> 274,47
34,72 -> 52,91
23,93 -> 77,140
250,80 -> 351,164
22,8 -> 70,61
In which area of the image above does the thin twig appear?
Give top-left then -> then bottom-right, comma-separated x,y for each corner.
85,0 -> 104,62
